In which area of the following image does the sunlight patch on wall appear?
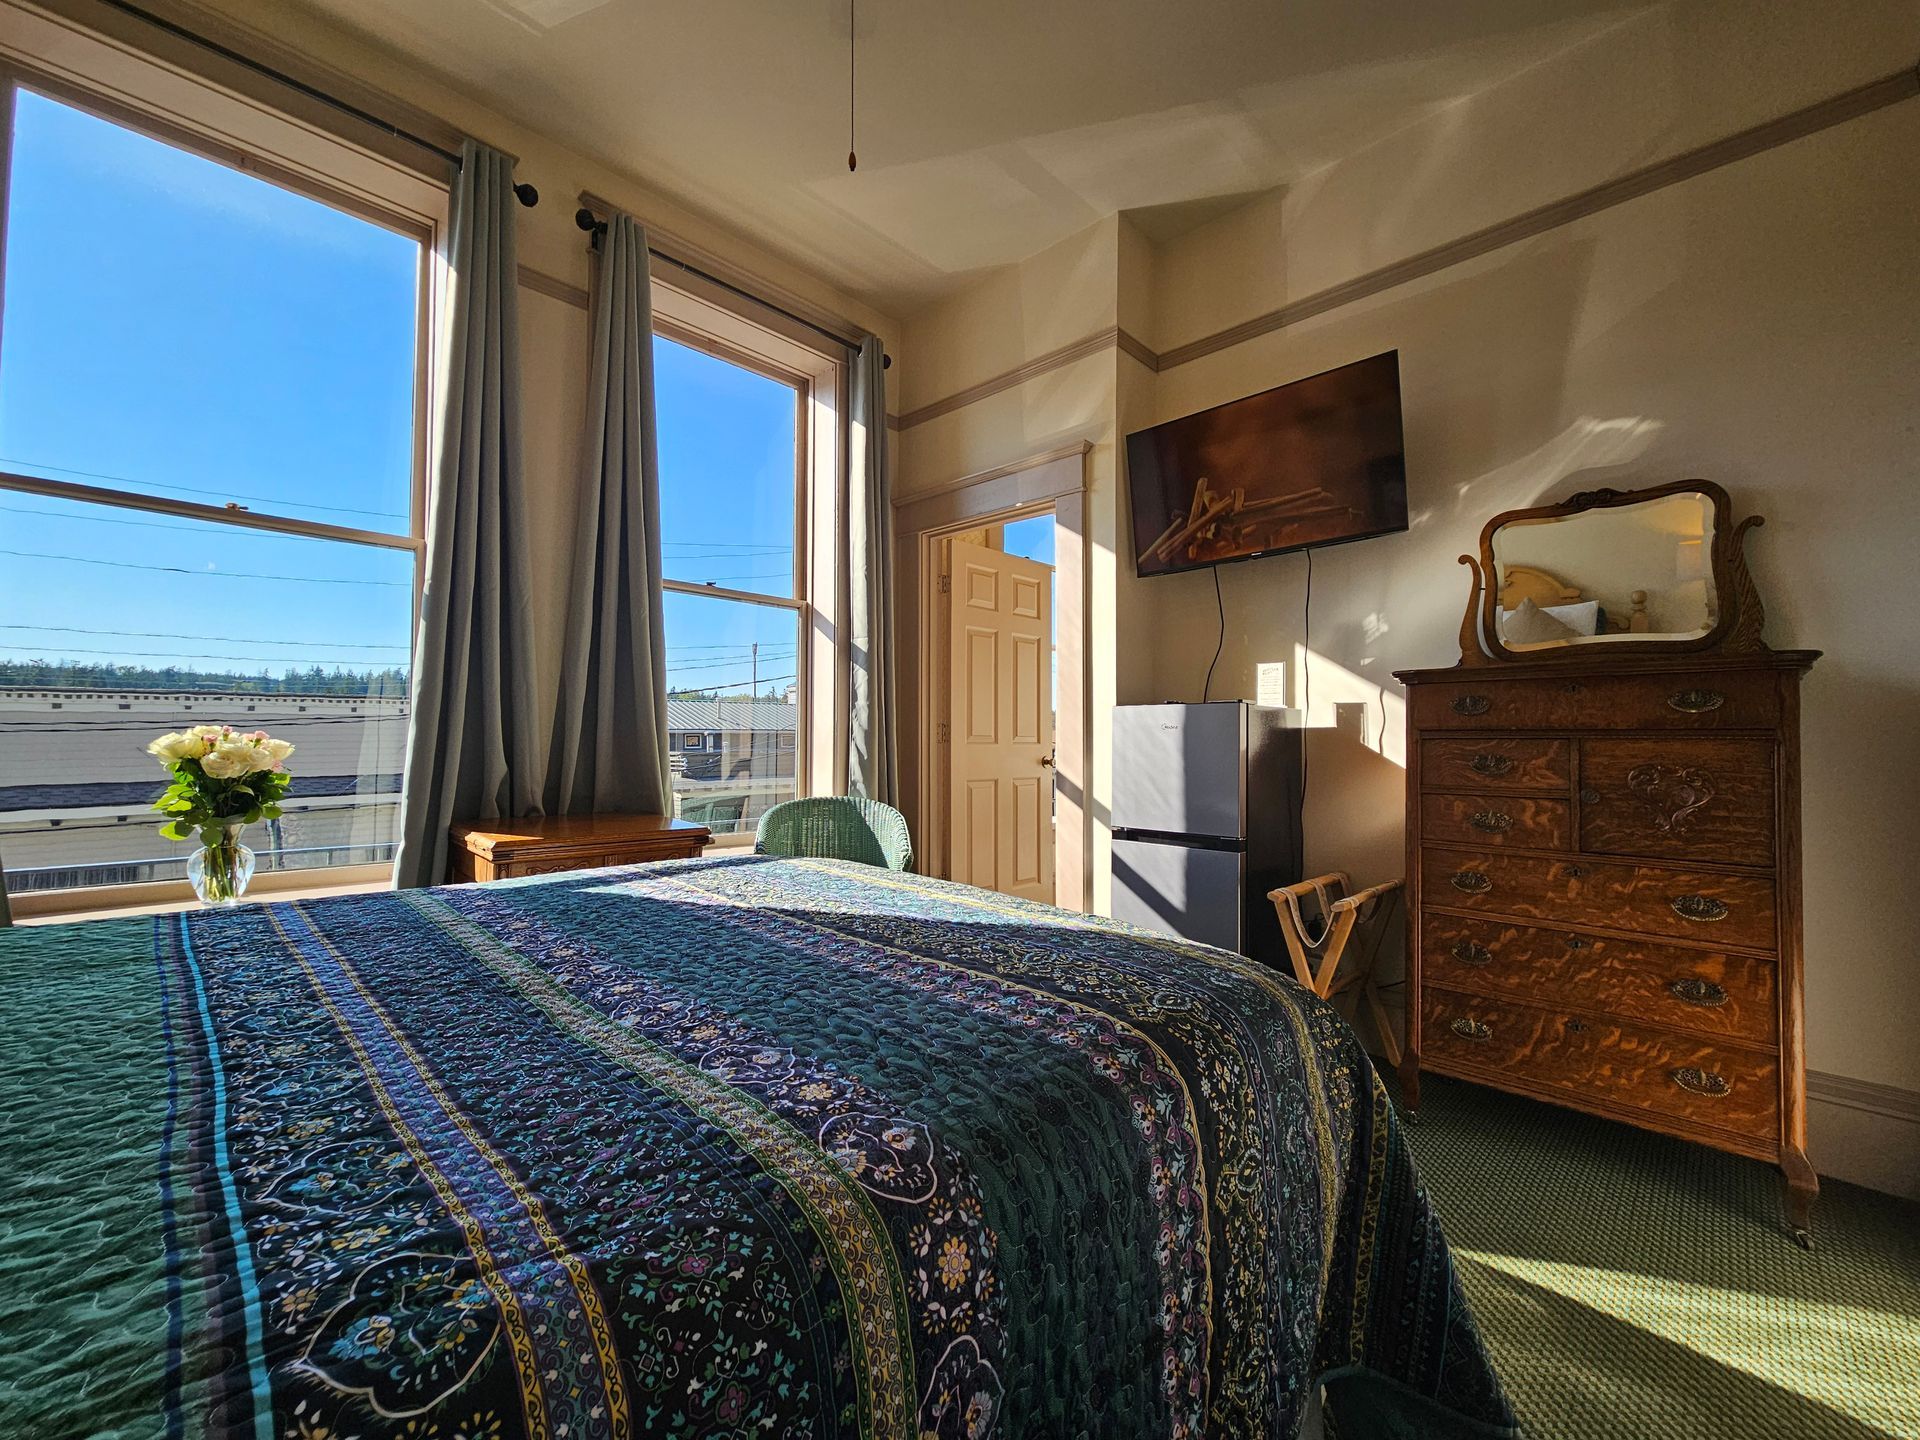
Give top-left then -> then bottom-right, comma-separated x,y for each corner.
1293,642 -> 1407,768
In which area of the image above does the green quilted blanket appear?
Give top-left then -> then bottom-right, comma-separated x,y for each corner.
0,855 -> 1517,1439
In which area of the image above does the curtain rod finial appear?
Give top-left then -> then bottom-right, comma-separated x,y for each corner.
513,181 -> 539,208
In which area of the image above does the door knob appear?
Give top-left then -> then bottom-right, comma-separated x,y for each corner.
1038,753 -> 1055,768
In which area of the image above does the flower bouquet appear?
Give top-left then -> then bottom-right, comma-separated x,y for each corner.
146,725 -> 296,905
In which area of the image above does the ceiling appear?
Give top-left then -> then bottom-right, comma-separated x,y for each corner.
282,0 -> 1642,315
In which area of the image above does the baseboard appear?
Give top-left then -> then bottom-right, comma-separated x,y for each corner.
1806,1071 -> 1920,1202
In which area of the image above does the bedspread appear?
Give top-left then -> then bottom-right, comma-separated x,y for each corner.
0,855 -> 1517,1439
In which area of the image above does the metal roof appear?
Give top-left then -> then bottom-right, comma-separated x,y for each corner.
665,698 -> 796,732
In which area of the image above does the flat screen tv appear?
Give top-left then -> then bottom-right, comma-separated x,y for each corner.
1125,350 -> 1407,578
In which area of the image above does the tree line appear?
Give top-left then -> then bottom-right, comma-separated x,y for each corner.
0,660 -> 411,697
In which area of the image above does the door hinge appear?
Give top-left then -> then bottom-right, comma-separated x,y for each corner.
937,573 -> 951,594
936,722 -> 951,743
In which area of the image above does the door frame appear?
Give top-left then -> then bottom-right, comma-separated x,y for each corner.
893,443 -> 1091,911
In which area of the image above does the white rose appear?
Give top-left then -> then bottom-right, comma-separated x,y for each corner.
146,731 -> 195,762
187,724 -> 227,740
259,737 -> 295,766
224,739 -> 278,776
199,747 -> 248,779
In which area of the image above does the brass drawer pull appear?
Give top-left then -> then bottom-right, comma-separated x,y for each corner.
1669,977 -> 1729,1008
1468,810 -> 1514,834
1450,870 -> 1492,895
1450,939 -> 1493,967
1450,1017 -> 1492,1042
1671,1067 -> 1731,1097
1671,894 -> 1729,923
1668,688 -> 1725,714
1469,752 -> 1514,777
1579,788 -> 1601,806
1452,694 -> 1492,716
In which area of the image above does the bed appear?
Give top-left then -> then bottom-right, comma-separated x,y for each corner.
0,855 -> 1517,1439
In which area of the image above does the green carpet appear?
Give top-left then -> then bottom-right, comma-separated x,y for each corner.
1395,1075 -> 1920,1440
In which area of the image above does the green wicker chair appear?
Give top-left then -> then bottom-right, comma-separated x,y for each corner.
753,797 -> 913,872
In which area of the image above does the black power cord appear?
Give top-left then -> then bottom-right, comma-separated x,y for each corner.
1300,548 -> 1312,810
1202,564 -> 1224,702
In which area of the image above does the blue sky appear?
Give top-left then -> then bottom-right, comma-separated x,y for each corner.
0,90 -> 800,700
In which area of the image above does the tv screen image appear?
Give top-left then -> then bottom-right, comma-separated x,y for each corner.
1125,350 -> 1407,578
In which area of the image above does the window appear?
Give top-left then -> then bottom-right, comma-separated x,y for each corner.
0,89 -> 426,896
654,331 -> 806,836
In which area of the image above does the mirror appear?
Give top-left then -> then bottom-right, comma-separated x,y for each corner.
1486,488 -> 1718,652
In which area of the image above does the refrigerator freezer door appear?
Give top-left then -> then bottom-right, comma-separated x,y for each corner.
1111,703 -> 1246,839
1110,837 -> 1245,954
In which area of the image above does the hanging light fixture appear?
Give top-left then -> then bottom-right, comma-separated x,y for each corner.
847,0 -> 858,171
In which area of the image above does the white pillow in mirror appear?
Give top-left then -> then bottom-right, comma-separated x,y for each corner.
1538,600 -> 1601,636
1501,597 -> 1580,644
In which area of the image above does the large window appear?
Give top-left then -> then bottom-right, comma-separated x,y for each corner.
0,89 -> 425,895
654,332 -> 805,836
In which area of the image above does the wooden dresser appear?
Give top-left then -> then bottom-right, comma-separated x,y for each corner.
1399,481 -> 1820,1243
448,813 -> 710,882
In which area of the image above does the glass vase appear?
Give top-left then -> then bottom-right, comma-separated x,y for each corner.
188,824 -> 256,907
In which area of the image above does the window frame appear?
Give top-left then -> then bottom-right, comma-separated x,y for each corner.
0,58 -> 439,913
650,290 -> 841,844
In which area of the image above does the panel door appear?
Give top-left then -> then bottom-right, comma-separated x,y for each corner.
948,537 -> 1055,901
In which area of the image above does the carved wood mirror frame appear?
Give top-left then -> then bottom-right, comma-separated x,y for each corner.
1456,478 -> 1771,666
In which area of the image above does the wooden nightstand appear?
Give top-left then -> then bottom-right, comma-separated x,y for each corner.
448,813 -> 711,883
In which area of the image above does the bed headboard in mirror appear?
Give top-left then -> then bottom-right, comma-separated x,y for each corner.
1454,479 -> 1769,664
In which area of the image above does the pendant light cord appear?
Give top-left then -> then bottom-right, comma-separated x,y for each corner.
847,0 -> 857,171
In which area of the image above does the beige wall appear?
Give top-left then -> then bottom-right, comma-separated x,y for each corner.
1120,79 -> 1920,1133
895,219 -> 1127,911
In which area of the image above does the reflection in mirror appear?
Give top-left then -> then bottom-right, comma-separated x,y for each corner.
1491,491 -> 1717,650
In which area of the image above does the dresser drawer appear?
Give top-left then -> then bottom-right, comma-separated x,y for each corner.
1422,846 -> 1777,950
1424,989 -> 1779,1143
1421,914 -> 1777,1046
1422,738 -> 1570,792
1411,670 -> 1783,732
1578,737 -> 1775,867
1421,793 -> 1569,849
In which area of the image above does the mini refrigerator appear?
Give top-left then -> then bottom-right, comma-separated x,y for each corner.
1110,701 -> 1303,964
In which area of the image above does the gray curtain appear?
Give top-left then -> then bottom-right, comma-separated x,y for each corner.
393,141 -> 543,887
846,335 -> 899,804
546,213 -> 672,815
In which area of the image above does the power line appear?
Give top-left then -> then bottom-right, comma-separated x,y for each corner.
1,549 -> 410,586
0,624 -> 408,650
668,672 -> 796,693
660,541 -> 792,552
0,500 -> 244,536
0,457 -> 410,521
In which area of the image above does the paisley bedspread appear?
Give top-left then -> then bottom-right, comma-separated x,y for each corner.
0,855 -> 1516,1439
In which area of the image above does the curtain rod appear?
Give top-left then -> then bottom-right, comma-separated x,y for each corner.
91,0 -> 538,206
574,205 -> 886,366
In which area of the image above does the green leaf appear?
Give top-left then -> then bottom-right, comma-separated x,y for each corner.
158,819 -> 191,842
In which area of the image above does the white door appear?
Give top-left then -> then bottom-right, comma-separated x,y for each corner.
948,536 -> 1055,901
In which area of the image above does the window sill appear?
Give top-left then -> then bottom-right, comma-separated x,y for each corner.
9,862 -> 393,926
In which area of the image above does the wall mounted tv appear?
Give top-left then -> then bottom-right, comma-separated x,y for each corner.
1125,350 -> 1407,578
